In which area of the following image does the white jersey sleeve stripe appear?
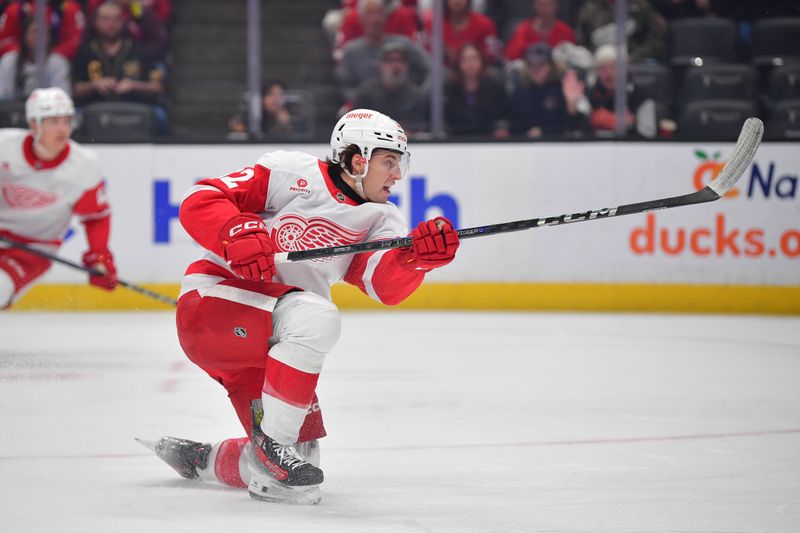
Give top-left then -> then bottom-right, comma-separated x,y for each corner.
181,184 -> 222,203
77,209 -> 111,222
362,249 -> 391,303
178,273 -> 227,298
196,284 -> 278,312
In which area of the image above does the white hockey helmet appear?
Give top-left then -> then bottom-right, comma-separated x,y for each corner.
330,109 -> 410,181
25,87 -> 75,124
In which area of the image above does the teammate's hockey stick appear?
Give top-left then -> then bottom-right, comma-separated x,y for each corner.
0,235 -> 178,306
275,117 -> 763,264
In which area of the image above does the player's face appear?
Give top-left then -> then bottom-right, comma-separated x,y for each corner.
34,116 -> 72,153
363,150 -> 403,204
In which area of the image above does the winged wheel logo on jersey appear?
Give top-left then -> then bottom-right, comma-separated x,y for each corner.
2,181 -> 58,209
270,214 -> 367,262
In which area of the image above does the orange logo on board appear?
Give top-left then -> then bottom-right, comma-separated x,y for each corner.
692,149 -> 738,198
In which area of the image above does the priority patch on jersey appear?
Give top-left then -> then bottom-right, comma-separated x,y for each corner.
289,178 -> 311,195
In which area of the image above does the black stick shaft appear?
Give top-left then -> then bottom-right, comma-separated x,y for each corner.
0,236 -> 177,307
282,117 -> 763,263
281,187 -> 721,262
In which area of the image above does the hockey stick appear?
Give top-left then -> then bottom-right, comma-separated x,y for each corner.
275,117 -> 763,264
0,235 -> 178,306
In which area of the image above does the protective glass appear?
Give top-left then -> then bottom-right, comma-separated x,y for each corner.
371,150 -> 411,180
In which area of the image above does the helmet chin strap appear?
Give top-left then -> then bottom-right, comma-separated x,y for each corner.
341,158 -> 370,200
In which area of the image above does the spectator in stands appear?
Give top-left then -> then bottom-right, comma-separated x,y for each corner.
504,0 -> 576,61
337,0 -> 430,102
0,0 -> 85,61
228,81 -> 297,140
86,0 -> 172,60
0,16 -> 71,100
486,0 -> 535,40
445,43 -> 509,137
72,2 -> 167,129
333,0 -> 419,61
507,42 -> 588,138
576,0 -> 667,62
351,41 -> 429,134
587,44 -> 652,136
87,0 -> 172,25
422,0 -> 501,66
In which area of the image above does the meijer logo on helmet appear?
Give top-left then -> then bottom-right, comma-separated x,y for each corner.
344,112 -> 373,120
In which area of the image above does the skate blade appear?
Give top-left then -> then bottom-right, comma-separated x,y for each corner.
134,437 -> 157,451
248,479 -> 321,505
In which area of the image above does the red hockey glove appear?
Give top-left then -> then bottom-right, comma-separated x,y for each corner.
406,216 -> 459,271
82,249 -> 117,290
220,214 -> 276,281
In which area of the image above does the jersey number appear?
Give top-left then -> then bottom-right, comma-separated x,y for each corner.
217,167 -> 255,189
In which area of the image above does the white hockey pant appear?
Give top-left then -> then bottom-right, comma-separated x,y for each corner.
262,291 -> 341,444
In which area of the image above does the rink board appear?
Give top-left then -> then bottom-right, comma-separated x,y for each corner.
11,141 -> 800,313
12,282 -> 800,314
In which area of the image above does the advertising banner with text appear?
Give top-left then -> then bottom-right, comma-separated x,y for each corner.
41,142 -> 798,287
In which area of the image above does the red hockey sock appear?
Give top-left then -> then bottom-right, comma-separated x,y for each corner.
211,437 -> 248,488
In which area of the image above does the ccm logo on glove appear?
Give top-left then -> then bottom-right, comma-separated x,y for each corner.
220,214 -> 276,281
228,219 -> 267,237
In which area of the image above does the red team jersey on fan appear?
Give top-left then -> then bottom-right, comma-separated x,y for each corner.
180,150 -> 426,304
504,19 -> 576,61
422,10 -> 499,64
334,5 -> 419,52
0,1 -> 86,60
0,129 -> 109,247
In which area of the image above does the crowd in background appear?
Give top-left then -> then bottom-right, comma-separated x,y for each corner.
1,0 -> 799,140
324,0 -> 800,140
0,0 -> 171,133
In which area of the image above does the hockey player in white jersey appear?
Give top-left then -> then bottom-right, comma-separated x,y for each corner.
0,87 -> 116,309
146,110 -> 459,504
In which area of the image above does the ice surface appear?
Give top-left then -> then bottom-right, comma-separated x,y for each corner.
1,311 -> 799,533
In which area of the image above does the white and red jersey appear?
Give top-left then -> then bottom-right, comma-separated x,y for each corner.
0,129 -> 110,250
180,150 -> 426,304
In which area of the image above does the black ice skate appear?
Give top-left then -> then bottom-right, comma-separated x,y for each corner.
136,436 -> 211,479
250,400 -> 323,487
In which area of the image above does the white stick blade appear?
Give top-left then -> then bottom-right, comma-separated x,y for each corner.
708,117 -> 764,197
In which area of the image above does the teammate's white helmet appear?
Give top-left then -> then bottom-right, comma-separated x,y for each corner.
330,109 -> 410,179
25,87 -> 75,124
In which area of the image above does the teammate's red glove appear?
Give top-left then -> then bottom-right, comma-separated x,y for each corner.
82,249 -> 117,290
405,216 -> 459,271
220,214 -> 276,281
